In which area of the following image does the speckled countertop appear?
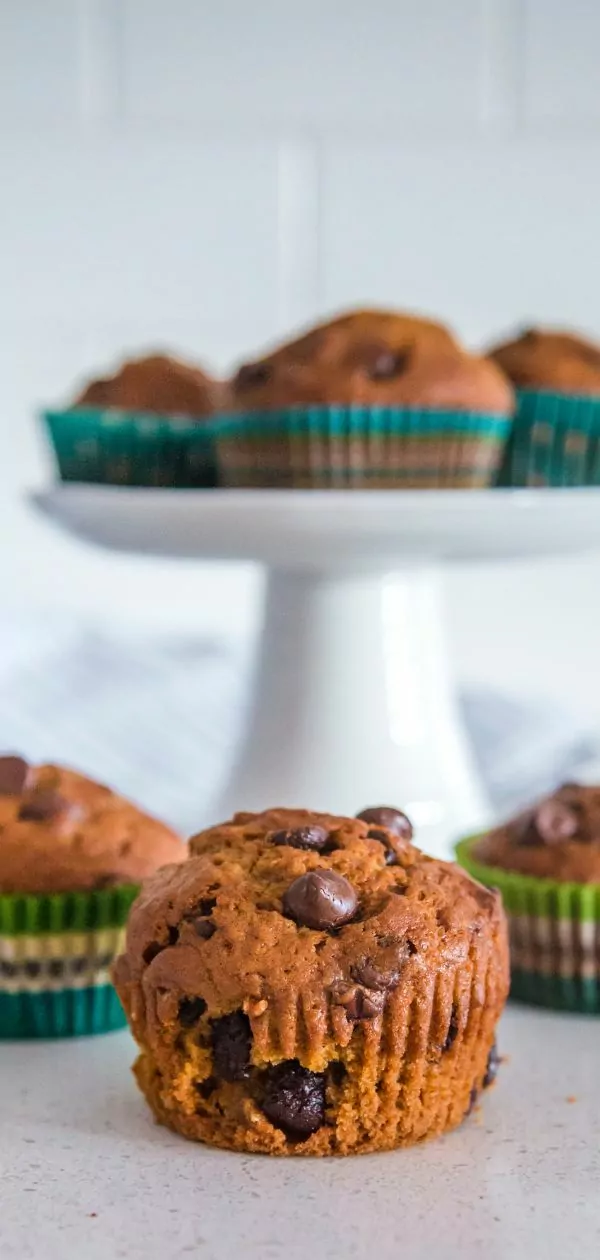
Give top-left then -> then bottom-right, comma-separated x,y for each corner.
1,1006 -> 598,1260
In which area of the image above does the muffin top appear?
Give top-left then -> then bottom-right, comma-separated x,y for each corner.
472,784 -> 600,883
489,327 -> 600,396
75,353 -> 222,418
115,805 -> 505,1057
0,756 -> 186,895
231,309 -> 513,414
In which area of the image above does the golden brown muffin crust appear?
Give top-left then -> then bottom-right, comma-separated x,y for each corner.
0,756 -> 185,894
231,309 -> 513,414
489,327 -> 600,395
473,784 -> 600,883
76,352 -> 222,417
114,806 -> 509,1155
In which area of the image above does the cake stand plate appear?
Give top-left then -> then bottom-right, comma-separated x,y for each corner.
33,487 -> 600,854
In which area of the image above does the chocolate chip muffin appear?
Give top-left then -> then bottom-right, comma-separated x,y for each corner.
231,309 -> 511,413
114,805 -> 509,1155
0,755 -> 185,1038
456,784 -> 600,1013
489,328 -> 600,396
76,352 -> 222,418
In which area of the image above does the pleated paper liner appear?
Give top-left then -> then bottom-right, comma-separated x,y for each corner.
0,883 -> 138,1038
497,389 -> 600,487
455,835 -> 600,1014
215,406 -> 511,489
42,407 -> 218,488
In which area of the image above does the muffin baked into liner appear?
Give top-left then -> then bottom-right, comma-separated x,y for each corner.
114,808 -> 508,1155
497,389 -> 600,487
42,407 -> 217,488
215,406 -> 511,490
455,835 -> 600,1013
0,884 -> 138,1038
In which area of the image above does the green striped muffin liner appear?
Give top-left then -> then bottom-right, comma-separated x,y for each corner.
497,389 -> 600,487
215,406 -> 511,489
0,883 -> 138,1038
456,835 -> 600,1014
42,408 -> 218,488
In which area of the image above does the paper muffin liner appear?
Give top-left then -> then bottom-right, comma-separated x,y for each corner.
215,406 -> 511,489
0,883 -> 138,1038
497,389 -> 600,487
42,407 -> 218,488
455,835 -> 600,1014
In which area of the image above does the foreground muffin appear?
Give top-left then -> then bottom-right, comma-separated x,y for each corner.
0,755 -> 185,1038
456,783 -> 600,1012
114,805 -> 508,1155
43,353 -> 222,488
489,328 -> 600,486
218,309 -> 513,488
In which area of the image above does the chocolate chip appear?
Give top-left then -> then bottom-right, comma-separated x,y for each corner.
194,918 -> 216,940
235,361 -> 271,389
335,985 -> 385,1021
261,1061 -> 325,1137
534,798 -> 579,844
351,957 -> 401,991
178,997 -> 207,1027
443,1008 -> 459,1052
365,827 -> 399,865
270,825 -> 330,852
283,870 -> 358,931
483,1041 -> 500,1088
0,755 -> 31,796
18,789 -> 70,822
356,806 -> 413,840
211,1011 -> 252,1081
367,348 -> 410,380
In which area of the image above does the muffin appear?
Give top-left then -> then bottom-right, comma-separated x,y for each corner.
0,755 -> 185,1038
489,328 -> 600,486
114,805 -> 509,1155
217,309 -> 513,489
43,353 -> 223,487
456,783 -> 600,1012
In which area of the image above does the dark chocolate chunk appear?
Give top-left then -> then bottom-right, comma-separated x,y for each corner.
270,825 -> 330,853
356,806 -> 413,840
443,1008 -> 460,1052
211,1011 -> 252,1081
178,997 -> 207,1028
0,755 -> 31,796
483,1041 -> 500,1089
235,361 -> 271,389
283,870 -> 358,931
261,1061 -> 326,1137
534,798 -> 579,844
18,789 -> 69,822
336,985 -> 385,1021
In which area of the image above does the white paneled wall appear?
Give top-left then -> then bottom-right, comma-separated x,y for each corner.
1,0 -> 600,715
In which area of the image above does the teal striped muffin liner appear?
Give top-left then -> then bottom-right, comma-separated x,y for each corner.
0,883 -> 138,1038
456,835 -> 600,1014
215,406 -> 511,489
42,408 -> 218,488
497,389 -> 600,487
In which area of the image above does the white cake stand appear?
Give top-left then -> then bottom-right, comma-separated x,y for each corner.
34,487 -> 600,856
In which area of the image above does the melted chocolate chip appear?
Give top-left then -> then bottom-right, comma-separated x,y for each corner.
443,1008 -> 459,1052
211,1011 -> 252,1081
235,361 -> 271,389
178,997 -> 207,1027
283,870 -> 358,931
356,806 -> 413,840
336,986 -> 385,1021
0,755 -> 31,796
483,1041 -> 500,1089
367,348 -> 410,380
18,789 -> 70,822
534,798 -> 579,844
351,957 -> 401,991
194,918 -> 216,940
270,825 -> 330,853
261,1061 -> 326,1137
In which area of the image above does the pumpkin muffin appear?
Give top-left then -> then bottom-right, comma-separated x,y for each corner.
114,805 -> 509,1155
0,755 -> 185,1038
217,308 -> 513,488
457,783 -> 600,1012
489,328 -> 600,396
76,352 -> 222,417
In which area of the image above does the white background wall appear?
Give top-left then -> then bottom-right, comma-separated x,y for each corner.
1,0 -> 600,722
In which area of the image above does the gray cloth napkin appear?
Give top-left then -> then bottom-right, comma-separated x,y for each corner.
0,610 -> 597,835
